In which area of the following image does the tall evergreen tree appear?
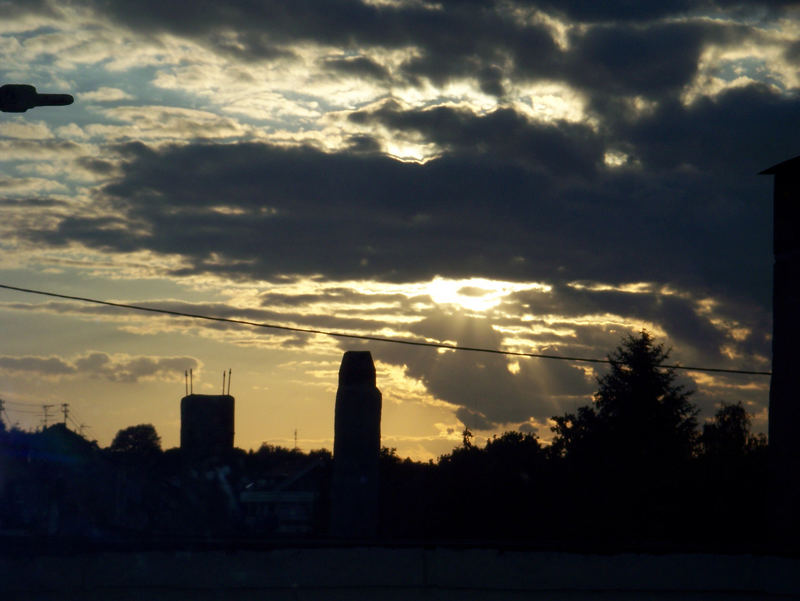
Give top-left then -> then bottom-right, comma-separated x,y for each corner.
551,330 -> 699,465
550,331 -> 700,542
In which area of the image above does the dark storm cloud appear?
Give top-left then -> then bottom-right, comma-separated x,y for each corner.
345,135 -> 382,154
621,85 -> 800,175
359,309 -> 595,426
787,40 -> 800,63
323,56 -> 391,81
509,284 -> 748,365
563,21 -> 742,99
21,80 -> 782,305
24,140 -> 559,283
75,157 -> 118,176
517,0 -> 797,23
521,0 -> 698,22
49,0 -> 780,102
77,0 -> 559,91
349,104 -> 603,176
455,407 -> 495,431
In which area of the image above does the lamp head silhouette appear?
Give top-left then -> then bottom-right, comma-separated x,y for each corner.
0,84 -> 73,113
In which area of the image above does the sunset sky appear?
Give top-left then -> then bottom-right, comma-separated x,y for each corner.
1,0 -> 796,459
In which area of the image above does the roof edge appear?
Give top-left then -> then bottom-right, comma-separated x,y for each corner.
760,155 -> 800,175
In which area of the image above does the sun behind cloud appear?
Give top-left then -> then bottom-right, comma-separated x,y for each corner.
425,276 -> 550,313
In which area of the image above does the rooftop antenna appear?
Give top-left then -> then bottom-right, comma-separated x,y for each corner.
185,370 -> 188,396
222,369 -> 226,395
227,368 -> 232,395
190,368 -> 193,394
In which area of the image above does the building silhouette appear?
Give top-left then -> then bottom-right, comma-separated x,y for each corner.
761,155 -> 800,543
180,394 -> 235,460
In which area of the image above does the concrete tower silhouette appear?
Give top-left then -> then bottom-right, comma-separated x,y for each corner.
330,350 -> 382,538
761,155 -> 800,543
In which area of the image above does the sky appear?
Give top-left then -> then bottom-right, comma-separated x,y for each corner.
0,0 -> 796,460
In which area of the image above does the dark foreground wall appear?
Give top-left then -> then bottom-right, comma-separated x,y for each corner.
3,546 -> 799,600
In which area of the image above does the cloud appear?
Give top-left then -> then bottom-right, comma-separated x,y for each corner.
0,355 -> 76,375
1,0 -> 785,443
619,84 -> 800,175
323,55 -> 392,81
562,21 -> 736,99
345,308 -> 596,427
0,351 -> 199,383
19,86 -> 777,309
86,106 -> 261,141
78,87 -> 133,102
44,1 -> 787,106
0,120 -> 53,140
0,278 -> 768,429
349,102 -> 602,174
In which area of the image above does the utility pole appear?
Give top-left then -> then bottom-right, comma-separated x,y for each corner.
61,403 -> 69,427
41,404 -> 55,428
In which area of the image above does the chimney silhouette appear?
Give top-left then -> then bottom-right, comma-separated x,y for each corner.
760,155 -> 800,543
330,350 -> 382,538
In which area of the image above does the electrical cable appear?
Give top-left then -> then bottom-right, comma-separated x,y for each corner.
0,282 -> 772,376
3,399 -> 46,407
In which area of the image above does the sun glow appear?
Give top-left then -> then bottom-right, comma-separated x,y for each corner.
425,276 -> 550,312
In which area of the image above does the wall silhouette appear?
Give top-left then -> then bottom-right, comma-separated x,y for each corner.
761,155 -> 800,544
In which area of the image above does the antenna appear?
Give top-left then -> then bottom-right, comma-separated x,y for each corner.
190,368 -> 193,394
227,368 -> 232,395
222,370 -> 226,395
185,370 -> 188,396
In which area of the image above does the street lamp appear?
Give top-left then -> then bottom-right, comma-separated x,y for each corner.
0,84 -> 73,113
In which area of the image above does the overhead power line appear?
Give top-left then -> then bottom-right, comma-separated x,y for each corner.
0,282 -> 772,376
3,399 -> 45,407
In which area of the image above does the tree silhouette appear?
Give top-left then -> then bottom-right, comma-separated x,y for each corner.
109,424 -> 162,457
701,401 -> 764,458
550,331 -> 699,542
551,330 -> 698,464
697,402 -> 768,546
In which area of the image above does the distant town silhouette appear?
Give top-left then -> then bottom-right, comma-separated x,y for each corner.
0,333 -> 769,551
